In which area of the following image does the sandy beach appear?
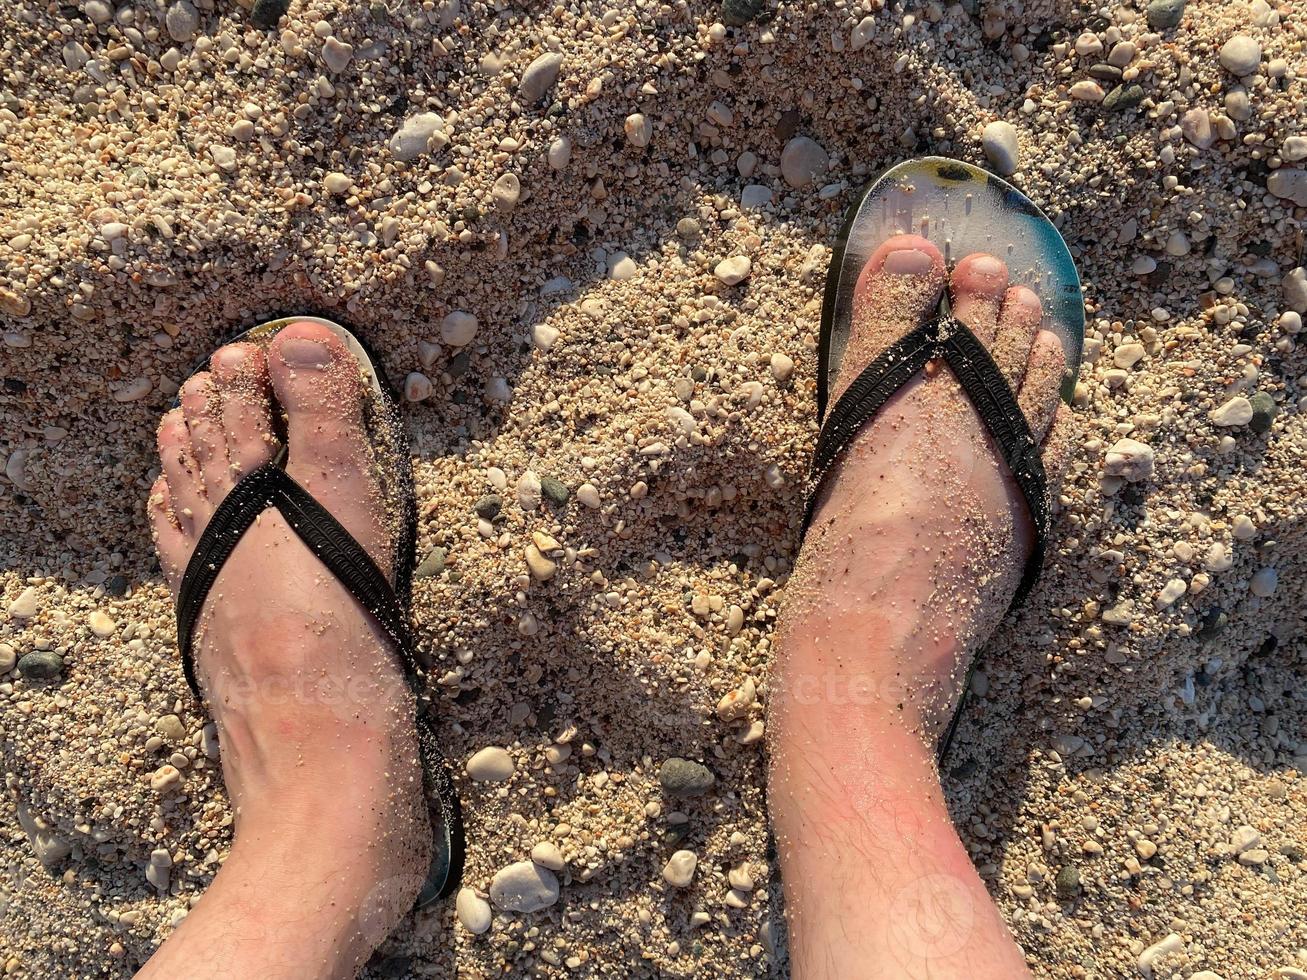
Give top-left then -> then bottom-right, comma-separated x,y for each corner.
2,0 -> 1305,976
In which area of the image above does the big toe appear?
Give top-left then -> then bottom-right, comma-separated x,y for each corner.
266,321 -> 393,573
949,252 -> 1008,345
834,234 -> 946,399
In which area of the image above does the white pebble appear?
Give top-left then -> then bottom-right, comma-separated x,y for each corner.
530,842 -> 565,871
404,372 -> 432,402
88,610 -> 116,638
770,353 -> 794,382
323,172 -> 352,196
577,483 -> 601,509
440,311 -> 478,346
547,136 -> 572,170
456,888 -> 492,934
714,256 -> 752,286
519,52 -> 563,103
624,113 -> 652,148
492,172 -> 521,211
1069,80 -> 1104,102
517,470 -> 542,510
981,120 -> 1020,176
1219,35 -> 1262,76
1209,397 -> 1253,427
531,323 -> 559,351
1103,438 -> 1154,482
466,746 -> 515,782
1155,579 -> 1187,609
1137,932 -> 1183,977
321,35 -> 353,73
8,587 -> 39,619
388,112 -> 447,162
165,0 -> 199,43
662,850 -> 698,887
490,861 -> 559,912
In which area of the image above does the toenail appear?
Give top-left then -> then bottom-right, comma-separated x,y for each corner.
214,347 -> 248,371
967,255 -> 1006,279
280,338 -> 332,368
882,248 -> 936,276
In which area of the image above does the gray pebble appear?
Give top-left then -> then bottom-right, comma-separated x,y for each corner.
519,53 -> 563,103
105,574 -> 128,598
250,0 -> 289,28
1219,35 -> 1262,77
1248,392 -> 1277,433
981,121 -> 1019,176
658,757 -> 716,796
165,0 -> 199,43
1103,84 -> 1145,112
540,476 -> 570,506
18,652 -> 63,679
780,136 -> 829,189
415,547 -> 448,578
474,494 -> 502,520
721,0 -> 764,27
1054,864 -> 1081,899
1145,0 -> 1185,30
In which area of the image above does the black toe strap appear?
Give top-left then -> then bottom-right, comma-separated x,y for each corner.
175,454 -> 416,698
805,314 -> 1051,606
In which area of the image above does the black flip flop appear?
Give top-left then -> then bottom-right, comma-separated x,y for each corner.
806,158 -> 1085,762
171,315 -> 464,907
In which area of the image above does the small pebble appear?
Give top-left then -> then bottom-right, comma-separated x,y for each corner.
490,861 -> 559,912
18,652 -> 62,679
780,137 -> 829,189
389,112 -> 447,162
492,172 -> 521,211
323,172 -> 352,196
150,765 -> 182,793
474,494 -> 502,520
1209,397 -> 1253,427
456,888 -> 492,934
1104,438 -> 1154,482
530,842 -> 565,871
88,610 -> 116,638
662,850 -> 698,888
250,0 -> 289,28
165,0 -> 199,43
1250,567 -> 1278,598
466,746 -> 515,782
540,476 -> 570,506
414,547 -> 447,578
981,120 -> 1020,176
1248,392 -> 1277,433
1145,0 -> 1186,29
624,113 -> 652,148
8,586 -> 39,619
440,311 -> 478,346
714,256 -> 752,286
519,53 -> 563,103
321,36 -> 353,73
1219,36 -> 1262,77
658,758 -> 716,796
770,353 -> 794,382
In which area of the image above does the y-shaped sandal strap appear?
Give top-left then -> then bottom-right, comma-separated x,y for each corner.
173,450 -> 465,902
806,314 -> 1052,608
805,314 -> 1054,764
174,453 -> 416,694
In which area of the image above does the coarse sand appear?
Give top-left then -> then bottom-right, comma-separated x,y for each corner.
1,0 -> 1305,977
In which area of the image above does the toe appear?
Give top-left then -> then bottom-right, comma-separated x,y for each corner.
148,475 -> 189,590
179,373 -> 233,495
1040,402 -> 1075,503
1017,330 -> 1067,442
266,322 -> 369,465
266,321 -> 393,574
157,409 -> 208,535
835,234 -> 946,399
949,253 -> 1008,345
211,343 -> 279,480
990,286 -> 1043,389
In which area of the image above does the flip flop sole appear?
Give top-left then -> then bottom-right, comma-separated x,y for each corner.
819,156 -> 1085,418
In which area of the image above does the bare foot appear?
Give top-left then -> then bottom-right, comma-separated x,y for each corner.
139,321 -> 430,980
769,234 -> 1070,978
